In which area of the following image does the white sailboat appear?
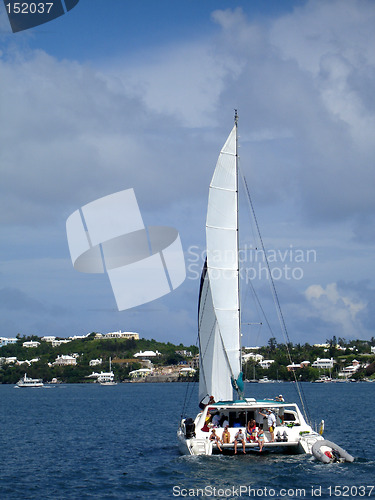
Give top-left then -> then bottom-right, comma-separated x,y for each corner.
97,357 -> 117,385
177,113 -> 325,456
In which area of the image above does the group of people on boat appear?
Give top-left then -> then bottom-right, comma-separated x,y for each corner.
209,422 -> 268,453
203,394 -> 285,453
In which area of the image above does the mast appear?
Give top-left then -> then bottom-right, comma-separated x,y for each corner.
234,110 -> 242,380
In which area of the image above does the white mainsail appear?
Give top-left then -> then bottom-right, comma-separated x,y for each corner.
198,124 -> 241,403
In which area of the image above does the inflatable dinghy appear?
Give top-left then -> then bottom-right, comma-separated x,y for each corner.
312,439 -> 354,464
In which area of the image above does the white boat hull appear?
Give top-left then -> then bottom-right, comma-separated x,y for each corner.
16,374 -> 44,387
178,399 -> 324,456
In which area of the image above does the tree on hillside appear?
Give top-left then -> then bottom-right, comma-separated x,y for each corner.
267,337 -> 277,354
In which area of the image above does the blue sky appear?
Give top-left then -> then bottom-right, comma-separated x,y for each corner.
22,1 -> 306,61
0,0 -> 374,347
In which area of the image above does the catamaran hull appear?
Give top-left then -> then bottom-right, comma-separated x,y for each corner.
178,435 -> 323,456
178,431 -> 320,456
177,400 -> 324,457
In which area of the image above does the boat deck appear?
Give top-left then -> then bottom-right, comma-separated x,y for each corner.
213,440 -> 299,452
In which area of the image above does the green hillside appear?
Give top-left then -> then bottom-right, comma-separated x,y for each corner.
0,334 -> 198,384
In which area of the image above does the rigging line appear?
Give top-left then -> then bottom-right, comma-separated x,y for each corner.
239,168 -> 311,425
248,277 -> 277,339
181,330 -> 201,418
181,325 -> 201,417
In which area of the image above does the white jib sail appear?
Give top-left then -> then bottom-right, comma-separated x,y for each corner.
199,125 -> 241,403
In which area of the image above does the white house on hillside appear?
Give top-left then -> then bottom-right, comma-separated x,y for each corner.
23,341 -> 40,348
312,358 -> 335,369
338,360 -> 363,378
258,359 -> 275,369
52,339 -> 71,347
52,355 -> 77,366
243,352 -> 263,363
0,337 -> 18,347
134,350 -> 160,358
104,331 -> 139,340
89,358 -> 102,366
129,368 -> 153,378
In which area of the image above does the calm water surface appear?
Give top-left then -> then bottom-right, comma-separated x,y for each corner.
0,382 -> 374,499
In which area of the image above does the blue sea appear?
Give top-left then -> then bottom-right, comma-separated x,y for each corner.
0,382 -> 374,499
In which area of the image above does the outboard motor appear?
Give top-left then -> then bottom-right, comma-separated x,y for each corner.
184,418 -> 196,438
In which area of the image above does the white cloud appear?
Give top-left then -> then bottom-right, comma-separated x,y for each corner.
1,1 -> 375,344
110,40 -> 243,128
305,282 -> 367,336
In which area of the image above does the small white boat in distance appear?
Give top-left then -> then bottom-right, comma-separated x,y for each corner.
258,376 -> 276,383
16,373 -> 44,387
97,358 -> 117,385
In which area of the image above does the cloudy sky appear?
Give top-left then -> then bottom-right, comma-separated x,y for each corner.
0,0 -> 374,347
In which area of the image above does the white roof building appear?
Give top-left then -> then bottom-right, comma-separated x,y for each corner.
16,358 -> 39,366
286,361 -> 311,371
22,341 -> 40,348
0,337 -> 18,347
134,350 -> 160,358
89,358 -> 102,366
176,350 -> 193,357
287,362 -> 303,371
52,339 -> 71,347
5,357 -> 17,364
243,352 -> 264,363
104,330 -> 139,340
258,359 -> 275,369
53,355 -> 77,366
179,367 -> 196,376
338,360 -> 363,378
312,357 -> 335,369
41,336 -> 56,342
69,333 -> 91,340
129,368 -> 153,378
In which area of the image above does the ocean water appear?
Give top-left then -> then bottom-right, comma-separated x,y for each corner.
0,382 -> 374,499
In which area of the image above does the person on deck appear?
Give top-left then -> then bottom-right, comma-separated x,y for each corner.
274,395 -> 285,424
246,419 -> 257,442
209,428 -> 222,451
233,428 -> 246,454
257,427 -> 265,452
222,425 -> 231,444
259,410 -> 276,442
211,412 -> 220,427
219,414 -> 229,428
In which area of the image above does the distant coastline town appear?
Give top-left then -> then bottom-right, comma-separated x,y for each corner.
1,331 -> 375,384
